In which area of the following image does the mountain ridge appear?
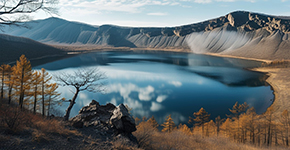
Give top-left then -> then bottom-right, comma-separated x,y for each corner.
1,10 -> 290,60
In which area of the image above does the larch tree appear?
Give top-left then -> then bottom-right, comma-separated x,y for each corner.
189,107 -> 210,136
178,124 -> 192,135
12,55 -> 32,109
245,107 -> 258,144
161,115 -> 175,133
147,116 -> 159,129
4,65 -> 14,104
31,71 -> 41,113
221,118 -> 232,137
55,68 -> 106,121
227,102 -> 249,141
45,83 -> 61,116
40,68 -> 52,116
215,116 -> 225,136
265,106 -> 275,146
280,110 -> 290,146
0,64 -> 11,100
0,0 -> 58,26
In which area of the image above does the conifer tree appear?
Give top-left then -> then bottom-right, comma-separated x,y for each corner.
40,68 -> 52,116
45,83 -> 61,116
4,65 -> 14,104
147,116 -> 159,129
161,115 -> 175,133
189,107 -> 210,136
227,102 -> 249,141
265,106 -> 274,146
12,55 -> 32,109
31,71 -> 42,114
221,118 -> 232,137
280,110 -> 290,146
0,64 -> 11,100
245,107 -> 258,144
178,124 -> 192,135
215,116 -> 225,136
227,102 -> 249,119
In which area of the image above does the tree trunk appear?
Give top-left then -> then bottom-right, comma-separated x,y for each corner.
267,123 -> 271,146
47,95 -> 51,117
33,85 -> 37,114
8,75 -> 12,104
275,129 -> 278,145
1,69 -> 4,99
19,67 -> 24,109
63,89 -> 79,121
286,126 -> 289,146
42,80 -> 45,116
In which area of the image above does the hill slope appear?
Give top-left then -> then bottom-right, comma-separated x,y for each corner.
1,11 -> 290,60
0,34 -> 65,64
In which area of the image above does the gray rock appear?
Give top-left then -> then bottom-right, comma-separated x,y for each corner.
110,104 -> 136,133
70,100 -> 137,144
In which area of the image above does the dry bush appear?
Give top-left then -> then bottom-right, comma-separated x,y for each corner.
111,139 -> 141,150
33,119 -> 81,136
133,121 -> 156,149
0,105 -> 26,132
262,60 -> 290,68
32,129 -> 50,143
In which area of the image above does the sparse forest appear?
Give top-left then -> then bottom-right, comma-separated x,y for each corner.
0,55 -> 61,116
134,102 -> 290,149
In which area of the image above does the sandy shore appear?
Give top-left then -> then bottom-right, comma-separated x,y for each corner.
251,67 -> 290,117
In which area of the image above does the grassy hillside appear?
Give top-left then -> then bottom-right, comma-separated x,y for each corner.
0,34 -> 65,64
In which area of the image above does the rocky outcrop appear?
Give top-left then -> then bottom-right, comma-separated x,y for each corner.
70,100 -> 137,144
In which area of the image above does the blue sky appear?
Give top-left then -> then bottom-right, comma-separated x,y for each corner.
35,0 -> 290,27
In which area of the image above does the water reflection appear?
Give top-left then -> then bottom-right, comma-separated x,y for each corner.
34,51 -> 273,125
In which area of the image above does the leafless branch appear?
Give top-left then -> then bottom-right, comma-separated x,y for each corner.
0,0 -> 58,26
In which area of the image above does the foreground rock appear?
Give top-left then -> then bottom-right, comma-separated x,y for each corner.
70,100 -> 137,145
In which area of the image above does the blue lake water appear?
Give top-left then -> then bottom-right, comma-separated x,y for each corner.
34,51 -> 274,125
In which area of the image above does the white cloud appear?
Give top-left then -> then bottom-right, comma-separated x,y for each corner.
194,0 -> 212,3
150,102 -> 163,112
110,98 -> 117,105
138,86 -> 155,101
108,83 -> 155,101
156,95 -> 168,103
59,0 -> 179,14
168,81 -> 182,87
282,0 -> 289,2
147,12 -> 168,16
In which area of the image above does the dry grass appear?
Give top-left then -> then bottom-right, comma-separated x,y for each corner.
111,139 -> 141,150
0,104 -> 81,137
262,60 -> 290,68
133,121 -> 289,150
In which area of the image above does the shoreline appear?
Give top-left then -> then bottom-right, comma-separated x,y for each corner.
251,67 -> 290,117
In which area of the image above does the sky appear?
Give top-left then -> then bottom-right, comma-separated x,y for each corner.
33,0 -> 290,27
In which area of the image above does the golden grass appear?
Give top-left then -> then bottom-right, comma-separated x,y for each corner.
133,121 -> 289,150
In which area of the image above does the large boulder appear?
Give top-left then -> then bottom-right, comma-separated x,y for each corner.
70,100 -> 136,135
110,104 -> 136,133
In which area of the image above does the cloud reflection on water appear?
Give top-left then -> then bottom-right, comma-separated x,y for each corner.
34,51 -> 273,125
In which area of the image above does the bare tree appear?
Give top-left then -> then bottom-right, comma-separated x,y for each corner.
0,0 -> 58,25
55,68 -> 106,121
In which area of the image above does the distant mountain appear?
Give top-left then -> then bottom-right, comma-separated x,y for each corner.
0,34 -> 64,64
1,11 -> 290,60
